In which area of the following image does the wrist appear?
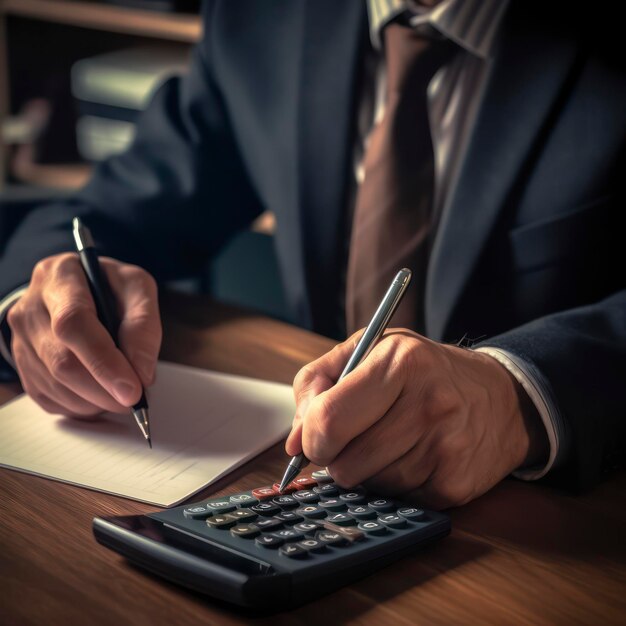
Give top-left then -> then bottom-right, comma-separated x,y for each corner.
472,348 -> 549,472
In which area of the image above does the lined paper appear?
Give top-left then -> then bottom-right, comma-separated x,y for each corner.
0,361 -> 295,506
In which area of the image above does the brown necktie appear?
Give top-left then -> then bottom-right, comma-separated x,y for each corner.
345,24 -> 454,333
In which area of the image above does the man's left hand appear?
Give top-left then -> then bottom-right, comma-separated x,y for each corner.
286,329 -> 547,509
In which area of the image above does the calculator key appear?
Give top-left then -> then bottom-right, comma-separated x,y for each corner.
378,514 -> 407,529
311,469 -> 333,483
272,482 -> 296,494
368,499 -> 395,512
206,501 -> 236,513
253,517 -> 283,532
321,521 -> 364,542
313,483 -> 339,497
230,509 -> 257,522
279,543 -> 307,559
324,512 -> 355,526
297,538 -> 326,553
276,511 -> 303,525
272,495 -> 299,509
316,530 -> 347,547
339,491 -> 366,504
229,494 -> 258,507
347,505 -> 376,520
290,476 -> 318,490
251,503 -> 281,516
251,487 -> 276,501
292,490 -> 319,504
294,522 -> 321,535
272,528 -> 305,541
255,535 -> 283,548
397,506 -> 426,521
318,498 -> 346,511
183,505 -> 212,520
357,521 -> 388,535
230,524 -> 260,539
296,505 -> 327,519
206,514 -> 238,529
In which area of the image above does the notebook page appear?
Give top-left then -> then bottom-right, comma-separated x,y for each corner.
0,361 -> 295,506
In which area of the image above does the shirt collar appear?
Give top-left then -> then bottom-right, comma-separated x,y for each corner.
366,0 -> 509,59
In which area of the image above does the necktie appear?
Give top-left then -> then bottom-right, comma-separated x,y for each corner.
345,23 -> 454,333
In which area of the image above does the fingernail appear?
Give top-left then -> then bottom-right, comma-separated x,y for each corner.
113,380 -> 136,405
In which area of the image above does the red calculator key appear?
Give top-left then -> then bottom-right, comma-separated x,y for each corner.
272,482 -> 296,494
289,476 -> 318,490
251,487 -> 276,501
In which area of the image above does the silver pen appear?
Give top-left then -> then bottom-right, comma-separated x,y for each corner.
278,268 -> 412,491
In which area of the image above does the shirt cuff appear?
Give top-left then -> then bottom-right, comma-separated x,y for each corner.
475,346 -> 567,481
0,285 -> 29,370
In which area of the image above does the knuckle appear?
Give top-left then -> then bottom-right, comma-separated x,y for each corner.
421,384 -> 459,420
48,348 -> 77,380
429,478 -> 469,508
312,394 -> 339,442
31,391 -> 59,414
327,463 -> 358,489
6,304 -> 23,332
51,304 -> 89,340
293,364 -> 317,394
86,356 -> 109,381
436,432 -> 469,462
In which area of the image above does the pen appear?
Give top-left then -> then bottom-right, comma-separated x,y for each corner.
72,217 -> 152,448
278,268 -> 412,491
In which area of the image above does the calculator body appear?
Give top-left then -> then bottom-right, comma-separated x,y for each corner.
93,472 -> 450,610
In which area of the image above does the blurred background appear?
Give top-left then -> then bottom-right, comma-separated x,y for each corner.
0,0 -> 289,322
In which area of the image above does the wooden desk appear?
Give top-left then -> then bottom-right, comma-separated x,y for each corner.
1,294 -> 626,625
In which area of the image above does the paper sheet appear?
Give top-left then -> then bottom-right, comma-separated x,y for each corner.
0,361 -> 295,506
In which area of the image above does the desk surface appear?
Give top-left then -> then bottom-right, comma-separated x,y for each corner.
1,294 -> 626,625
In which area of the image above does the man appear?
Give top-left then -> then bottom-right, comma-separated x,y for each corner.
0,0 -> 624,508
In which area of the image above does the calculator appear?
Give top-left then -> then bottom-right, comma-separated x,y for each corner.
92,470 -> 450,610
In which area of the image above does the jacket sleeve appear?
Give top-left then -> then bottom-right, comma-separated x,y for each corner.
0,0 -> 264,298
479,289 -> 626,491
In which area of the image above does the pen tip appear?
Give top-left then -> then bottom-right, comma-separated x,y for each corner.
147,438 -> 152,449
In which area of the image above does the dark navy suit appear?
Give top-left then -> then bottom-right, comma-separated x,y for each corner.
1,1 -> 624,488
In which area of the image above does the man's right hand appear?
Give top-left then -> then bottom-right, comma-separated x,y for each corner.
7,253 -> 162,417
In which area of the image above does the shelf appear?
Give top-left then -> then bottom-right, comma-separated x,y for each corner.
1,0 -> 202,42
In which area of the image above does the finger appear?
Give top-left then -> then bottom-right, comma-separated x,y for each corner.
300,334 -> 407,466
33,335 -> 128,414
324,392 -> 425,487
360,433 -> 438,497
286,338 -> 362,455
105,261 -> 162,387
12,336 -> 103,417
41,262 -> 142,406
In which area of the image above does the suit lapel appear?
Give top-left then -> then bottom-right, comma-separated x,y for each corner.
298,0 -> 367,337
426,3 -> 579,340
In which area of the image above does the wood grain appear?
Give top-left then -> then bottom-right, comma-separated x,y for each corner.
1,294 -> 625,625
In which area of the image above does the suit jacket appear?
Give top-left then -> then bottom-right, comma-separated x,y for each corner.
1,1 -> 624,489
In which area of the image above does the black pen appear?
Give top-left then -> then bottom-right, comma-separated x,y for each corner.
278,268 -> 412,491
72,217 -> 152,448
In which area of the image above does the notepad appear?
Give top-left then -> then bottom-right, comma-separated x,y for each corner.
0,361 -> 295,506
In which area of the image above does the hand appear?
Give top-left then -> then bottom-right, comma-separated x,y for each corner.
7,253 -> 162,417
286,329 -> 547,509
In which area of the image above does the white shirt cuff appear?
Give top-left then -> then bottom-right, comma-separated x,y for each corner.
0,285 -> 29,370
475,346 -> 566,481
